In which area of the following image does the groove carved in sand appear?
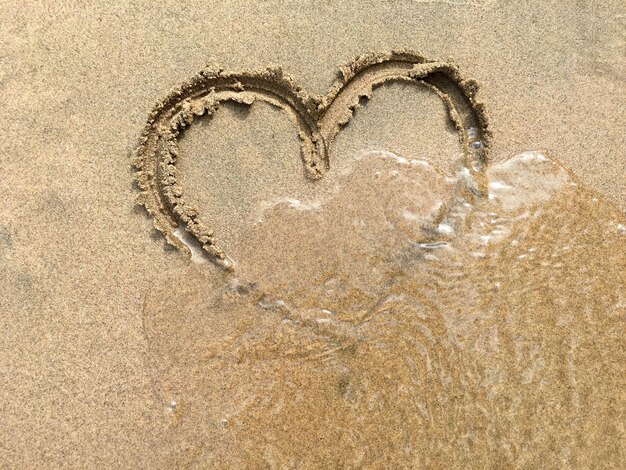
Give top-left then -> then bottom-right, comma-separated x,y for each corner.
133,50 -> 490,268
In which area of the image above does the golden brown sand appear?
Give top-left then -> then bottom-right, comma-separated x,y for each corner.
1,1 -> 624,468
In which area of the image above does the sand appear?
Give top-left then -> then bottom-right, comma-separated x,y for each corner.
1,0 -> 624,468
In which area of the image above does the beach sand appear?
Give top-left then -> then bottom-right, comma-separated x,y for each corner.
1,1 -> 624,467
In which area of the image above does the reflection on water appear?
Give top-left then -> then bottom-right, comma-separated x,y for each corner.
143,151 -> 625,468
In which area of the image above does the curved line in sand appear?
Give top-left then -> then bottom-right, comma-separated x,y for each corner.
133,50 -> 491,269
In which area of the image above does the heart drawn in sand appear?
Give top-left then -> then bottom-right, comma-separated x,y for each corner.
133,50 -> 491,268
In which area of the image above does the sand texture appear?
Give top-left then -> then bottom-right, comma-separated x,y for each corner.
1,1 -> 625,468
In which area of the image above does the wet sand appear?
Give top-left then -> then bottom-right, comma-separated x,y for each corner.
1,1 -> 625,468
145,149 -> 625,468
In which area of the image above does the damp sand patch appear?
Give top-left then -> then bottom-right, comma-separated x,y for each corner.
142,150 -> 624,468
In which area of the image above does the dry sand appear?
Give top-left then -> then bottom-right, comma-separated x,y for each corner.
1,0 -> 624,468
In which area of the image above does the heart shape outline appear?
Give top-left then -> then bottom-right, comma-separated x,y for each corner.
133,50 -> 491,269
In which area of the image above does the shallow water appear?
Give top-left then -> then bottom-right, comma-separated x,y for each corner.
143,151 -> 624,468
